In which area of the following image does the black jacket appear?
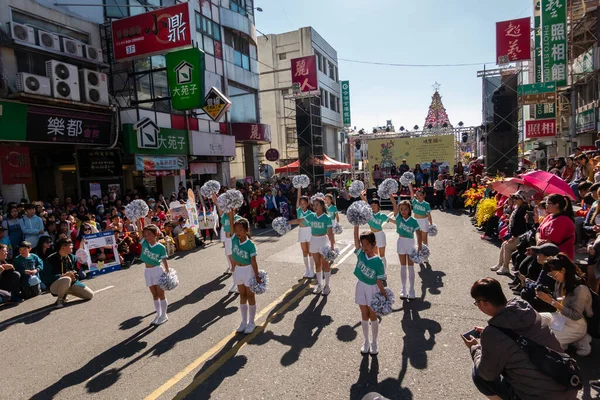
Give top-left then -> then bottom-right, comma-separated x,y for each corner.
509,205 -> 529,238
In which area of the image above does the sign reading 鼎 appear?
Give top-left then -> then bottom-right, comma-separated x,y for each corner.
166,47 -> 205,110
111,2 -> 193,62
541,0 -> 567,87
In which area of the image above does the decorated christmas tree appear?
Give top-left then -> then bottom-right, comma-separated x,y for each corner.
423,82 -> 452,130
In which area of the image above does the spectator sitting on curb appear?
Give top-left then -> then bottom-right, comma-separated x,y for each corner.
0,243 -> 23,304
13,241 -> 44,299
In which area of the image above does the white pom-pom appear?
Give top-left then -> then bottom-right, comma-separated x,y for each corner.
346,200 -> 373,226
124,199 -> 149,222
348,181 -> 365,198
310,192 -> 325,203
217,189 -> 244,213
370,287 -> 395,316
200,180 -> 221,198
272,217 -> 292,235
400,172 -> 415,187
377,178 -> 398,199
292,175 -> 310,189
159,269 -> 179,291
409,248 -> 424,264
428,224 -> 438,236
320,245 -> 340,263
249,270 -> 269,294
419,244 -> 430,259
332,221 -> 343,235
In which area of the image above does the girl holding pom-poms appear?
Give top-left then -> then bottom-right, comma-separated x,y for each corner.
391,194 -> 422,300
228,212 -> 261,334
360,190 -> 391,274
325,193 -> 340,223
295,187 -> 315,278
409,183 -> 433,253
212,193 -> 241,293
353,226 -> 387,355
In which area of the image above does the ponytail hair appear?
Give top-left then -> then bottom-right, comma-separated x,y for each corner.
546,193 -> 574,221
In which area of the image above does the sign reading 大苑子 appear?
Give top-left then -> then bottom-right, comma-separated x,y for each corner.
166,47 -> 205,110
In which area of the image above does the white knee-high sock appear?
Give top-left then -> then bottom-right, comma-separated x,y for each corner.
309,256 -> 315,270
400,265 -> 407,291
316,271 -> 323,287
225,254 -> 232,269
408,265 -> 416,291
303,257 -> 310,274
361,320 -> 370,344
154,299 -> 161,315
240,303 -> 248,324
160,299 -> 168,317
248,305 -> 256,325
381,257 -> 387,274
371,320 -> 379,344
324,271 -> 331,286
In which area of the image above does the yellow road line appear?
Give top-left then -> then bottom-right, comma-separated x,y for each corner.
145,244 -> 356,400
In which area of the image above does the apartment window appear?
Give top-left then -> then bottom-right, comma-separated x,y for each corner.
334,66 -> 339,82
279,53 -> 287,60
321,89 -> 328,107
330,94 -> 337,111
196,13 -> 221,41
315,51 -> 323,72
15,50 -> 52,76
328,61 -> 335,80
225,30 -> 251,71
133,56 -> 171,112
231,0 -> 252,16
104,0 -> 129,18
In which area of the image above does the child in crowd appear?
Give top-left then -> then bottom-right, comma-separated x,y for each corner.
0,227 -> 13,260
13,241 -> 44,299
325,193 -> 340,223
391,195 -> 422,299
139,224 -> 170,326
445,181 -> 457,210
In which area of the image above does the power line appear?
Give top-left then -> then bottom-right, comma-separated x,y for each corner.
338,58 -> 496,67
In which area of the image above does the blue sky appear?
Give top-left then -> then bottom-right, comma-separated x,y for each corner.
255,0 -> 532,131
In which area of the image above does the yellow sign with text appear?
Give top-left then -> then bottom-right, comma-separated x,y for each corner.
367,135 -> 455,175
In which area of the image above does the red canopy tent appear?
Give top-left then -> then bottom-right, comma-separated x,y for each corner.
275,154 -> 351,174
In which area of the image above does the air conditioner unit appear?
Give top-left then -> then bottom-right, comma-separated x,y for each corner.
46,60 -> 80,101
83,44 -> 103,63
10,22 -> 35,44
61,37 -> 83,58
16,72 -> 51,96
37,29 -> 60,51
80,68 -> 109,105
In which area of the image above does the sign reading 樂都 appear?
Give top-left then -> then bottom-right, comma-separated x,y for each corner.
166,47 -> 205,110
111,2 -> 193,62
341,80 -> 351,127
291,55 -> 319,94
202,87 -> 231,122
541,0 -> 567,87
526,118 -> 556,138
496,17 -> 531,64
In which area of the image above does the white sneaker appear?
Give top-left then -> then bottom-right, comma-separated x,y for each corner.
399,289 -> 407,299
360,341 -> 370,354
225,266 -> 232,274
370,342 -> 378,355
305,271 -> 315,279
496,267 -> 511,276
229,282 -> 238,293
150,314 -> 161,325
236,321 -> 247,333
244,323 -> 256,334
154,315 -> 168,325
490,264 -> 501,271
408,290 -> 416,299
322,285 -> 331,295
313,285 -> 323,294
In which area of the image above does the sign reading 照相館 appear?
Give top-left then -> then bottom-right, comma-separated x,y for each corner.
166,47 -> 205,110
541,0 -> 567,87
534,11 -> 556,119
341,81 -> 351,127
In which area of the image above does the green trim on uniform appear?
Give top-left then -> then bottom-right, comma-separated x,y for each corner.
368,212 -> 389,230
232,236 -> 257,266
303,212 -> 333,236
353,248 -> 386,285
395,216 -> 420,238
411,198 -> 431,217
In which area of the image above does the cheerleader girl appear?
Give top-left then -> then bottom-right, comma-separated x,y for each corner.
296,187 -> 315,278
360,190 -> 390,273
353,226 -> 387,355
325,193 -> 340,222
409,184 -> 433,251
289,197 -> 335,294
139,224 -> 170,325
228,211 -> 261,334
213,193 -> 241,293
391,195 -> 422,299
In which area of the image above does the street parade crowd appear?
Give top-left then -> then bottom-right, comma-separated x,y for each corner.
2,152 -> 600,399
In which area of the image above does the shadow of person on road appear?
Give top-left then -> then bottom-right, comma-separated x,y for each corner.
419,262 -> 445,300
0,299 -> 89,331
350,354 -> 381,400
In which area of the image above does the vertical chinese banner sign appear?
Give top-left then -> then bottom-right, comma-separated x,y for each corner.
535,10 -> 557,119
166,47 -> 205,110
496,17 -> 531,64
291,55 -> 319,93
541,0 -> 567,87
341,81 -> 351,127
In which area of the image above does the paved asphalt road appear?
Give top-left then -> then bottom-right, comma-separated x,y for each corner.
1,210 -> 599,400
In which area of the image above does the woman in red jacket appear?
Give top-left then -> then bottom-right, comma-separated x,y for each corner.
537,194 -> 576,260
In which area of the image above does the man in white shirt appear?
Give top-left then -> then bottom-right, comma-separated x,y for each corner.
433,175 -> 446,210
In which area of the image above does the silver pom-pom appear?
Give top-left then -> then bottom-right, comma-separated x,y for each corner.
311,192 -> 325,203
200,180 -> 221,198
124,199 -> 149,222
272,217 -> 292,235
332,221 -> 343,235
320,245 -> 340,263
217,189 -> 244,213
159,269 -> 179,291
377,178 -> 398,199
348,181 -> 365,198
346,200 -> 373,226
419,244 -> 430,261
249,270 -> 269,294
292,174 -> 310,189
409,248 -> 424,264
428,224 -> 438,236
370,287 -> 396,316
400,172 -> 415,187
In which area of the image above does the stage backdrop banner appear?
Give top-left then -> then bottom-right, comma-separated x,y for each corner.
367,135 -> 455,178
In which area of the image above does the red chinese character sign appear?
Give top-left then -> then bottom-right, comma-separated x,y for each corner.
526,118 -> 556,138
111,2 -> 193,62
496,17 -> 531,64
291,55 -> 319,94
0,146 -> 33,184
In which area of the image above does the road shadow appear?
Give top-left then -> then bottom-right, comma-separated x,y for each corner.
419,262 -> 445,299
0,299 -> 88,331
350,354 -> 384,400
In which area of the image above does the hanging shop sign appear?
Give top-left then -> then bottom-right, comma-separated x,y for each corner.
191,131 -> 235,157
125,121 -> 189,155
166,47 -> 205,110
526,118 -> 556,139
496,17 -> 531,64
572,47 -> 595,82
575,109 -> 596,134
202,87 -> 231,122
265,148 -> 280,162
135,155 -> 187,171
111,2 -> 193,62
78,150 -> 123,178
341,80 -> 351,127
291,55 -> 319,94
541,0 -> 567,87
0,145 -> 33,185
219,122 -> 271,144
534,12 -> 556,119
190,162 -> 217,175
517,82 -> 556,105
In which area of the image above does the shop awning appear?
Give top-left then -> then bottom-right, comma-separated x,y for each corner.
275,154 -> 351,173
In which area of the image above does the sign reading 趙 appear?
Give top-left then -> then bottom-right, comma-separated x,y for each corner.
291,55 -> 318,94
341,80 -> 351,127
496,17 -> 531,64
111,2 -> 193,62
166,47 -> 205,110
526,118 -> 556,138
541,0 -> 567,87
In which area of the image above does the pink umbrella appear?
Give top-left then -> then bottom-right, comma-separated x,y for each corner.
522,170 -> 576,200
492,177 -> 541,198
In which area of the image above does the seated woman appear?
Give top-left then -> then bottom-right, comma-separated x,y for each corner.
536,254 -> 593,356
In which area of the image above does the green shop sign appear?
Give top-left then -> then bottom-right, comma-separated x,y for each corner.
166,47 -> 205,111
541,0 -> 567,87
575,109 -> 596,134
340,80 -> 351,127
124,120 -> 189,155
